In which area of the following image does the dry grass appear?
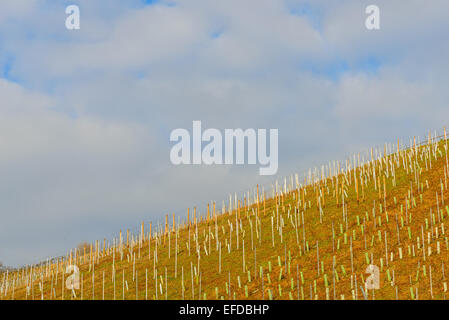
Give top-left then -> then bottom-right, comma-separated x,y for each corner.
2,132 -> 449,300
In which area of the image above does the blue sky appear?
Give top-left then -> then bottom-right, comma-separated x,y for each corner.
2,57 -> 14,80
1,0 -> 449,266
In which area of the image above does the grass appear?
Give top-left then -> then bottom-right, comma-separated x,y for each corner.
2,131 -> 449,300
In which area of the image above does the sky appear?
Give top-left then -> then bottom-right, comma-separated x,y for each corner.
1,0 -> 449,267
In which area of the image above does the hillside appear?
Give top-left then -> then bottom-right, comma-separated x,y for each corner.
2,131 -> 449,300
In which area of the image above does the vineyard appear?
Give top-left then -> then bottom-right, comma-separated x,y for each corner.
2,129 -> 449,300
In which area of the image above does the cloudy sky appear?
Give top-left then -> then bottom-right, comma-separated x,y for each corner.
1,0 -> 449,266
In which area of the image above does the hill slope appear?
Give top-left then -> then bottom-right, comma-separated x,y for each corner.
2,132 -> 449,300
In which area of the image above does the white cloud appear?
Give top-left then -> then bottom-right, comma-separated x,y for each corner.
1,0 -> 449,266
